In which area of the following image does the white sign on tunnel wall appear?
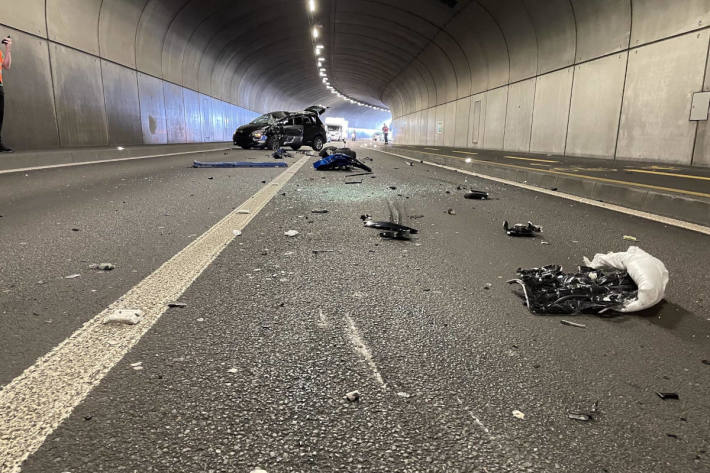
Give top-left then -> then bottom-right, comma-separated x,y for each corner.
436,120 -> 444,134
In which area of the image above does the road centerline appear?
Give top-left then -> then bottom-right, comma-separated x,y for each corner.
0,156 -> 309,473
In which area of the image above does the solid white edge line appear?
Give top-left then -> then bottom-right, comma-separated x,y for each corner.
377,149 -> 710,237
0,156 -> 309,473
0,147 -> 230,175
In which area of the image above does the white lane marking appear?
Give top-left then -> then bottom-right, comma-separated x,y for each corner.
0,147 -> 230,175
0,157 -> 309,473
344,315 -> 387,389
377,149 -> 710,237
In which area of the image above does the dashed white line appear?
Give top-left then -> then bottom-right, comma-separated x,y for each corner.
0,156 -> 309,473
344,315 -> 387,389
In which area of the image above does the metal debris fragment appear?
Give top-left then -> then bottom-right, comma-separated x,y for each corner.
656,392 -> 679,400
560,320 -> 586,328
344,391 -> 361,402
504,221 -> 542,237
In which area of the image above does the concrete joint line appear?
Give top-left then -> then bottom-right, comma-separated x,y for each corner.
0,156 -> 309,473
0,148 -> 230,175
378,150 -> 710,237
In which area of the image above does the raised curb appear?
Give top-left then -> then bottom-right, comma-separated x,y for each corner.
382,147 -> 710,228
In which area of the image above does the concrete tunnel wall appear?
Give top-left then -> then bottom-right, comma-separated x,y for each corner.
384,0 -> 710,167
0,0 -> 268,150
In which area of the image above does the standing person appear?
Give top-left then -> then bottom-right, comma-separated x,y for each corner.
0,35 -> 13,153
382,123 -> 389,144
351,130 -> 356,142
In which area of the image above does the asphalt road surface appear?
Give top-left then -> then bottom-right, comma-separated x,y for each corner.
1,146 -> 709,473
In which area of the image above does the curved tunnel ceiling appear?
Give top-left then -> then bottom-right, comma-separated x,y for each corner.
107,0 -> 468,123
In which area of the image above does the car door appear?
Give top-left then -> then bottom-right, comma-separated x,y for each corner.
300,115 -> 317,143
278,116 -> 303,147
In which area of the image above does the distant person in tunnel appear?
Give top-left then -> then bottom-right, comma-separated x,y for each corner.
382,123 -> 389,144
352,130 -> 356,141
0,35 -> 12,153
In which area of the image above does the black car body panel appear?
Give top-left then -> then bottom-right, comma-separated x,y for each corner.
232,112 -> 289,148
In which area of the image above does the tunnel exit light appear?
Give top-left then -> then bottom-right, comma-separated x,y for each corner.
308,0 -> 316,13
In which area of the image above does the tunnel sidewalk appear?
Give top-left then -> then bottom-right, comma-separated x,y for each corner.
371,143 -> 710,228
0,142 -> 233,174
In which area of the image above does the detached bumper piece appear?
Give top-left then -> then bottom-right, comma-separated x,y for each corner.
508,265 -> 638,315
193,161 -> 287,168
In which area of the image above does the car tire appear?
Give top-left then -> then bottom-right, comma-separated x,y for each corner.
240,145 -> 251,150
290,145 -> 301,151
311,136 -> 324,151
266,136 -> 280,151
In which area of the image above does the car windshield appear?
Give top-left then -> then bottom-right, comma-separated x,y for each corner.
250,114 -> 274,125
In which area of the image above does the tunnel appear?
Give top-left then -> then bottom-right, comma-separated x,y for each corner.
1,1 -> 710,472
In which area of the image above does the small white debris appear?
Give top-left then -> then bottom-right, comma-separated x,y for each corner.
196,318 -> 205,322
233,230 -> 242,236
250,468 -> 268,473
65,274 -> 81,279
227,368 -> 238,374
97,263 -> 115,271
130,362 -> 143,370
541,241 -> 550,245
397,392 -> 411,398
344,390 -> 360,402
284,230 -> 299,237
103,309 -> 144,325
512,410 -> 526,420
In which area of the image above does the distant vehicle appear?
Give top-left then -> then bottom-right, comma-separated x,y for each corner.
325,117 -> 348,143
232,106 -> 327,151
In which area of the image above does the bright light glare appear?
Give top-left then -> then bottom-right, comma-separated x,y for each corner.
465,158 -> 472,163
308,0 -> 316,12
312,27 -> 319,38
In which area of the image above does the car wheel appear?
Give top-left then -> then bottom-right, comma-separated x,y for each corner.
266,136 -> 280,151
290,145 -> 301,151
240,145 -> 251,150
311,136 -> 324,151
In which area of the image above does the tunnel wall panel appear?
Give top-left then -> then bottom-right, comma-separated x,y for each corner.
572,0 -> 631,62
0,0 -> 261,150
164,82 -> 187,144
565,53 -> 627,158
47,0 -> 102,55
525,0 -> 576,74
0,0 -> 47,37
504,78 -> 536,152
483,87 -> 508,150
50,43 -> 109,146
137,73 -> 168,145
616,30 -> 708,163
183,88 -> 203,143
529,68 -> 573,154
630,0 -> 710,46
0,28 -> 59,149
469,93 -> 486,147
101,60 -> 142,146
454,98 -> 470,147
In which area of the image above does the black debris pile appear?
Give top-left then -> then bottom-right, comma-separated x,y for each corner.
361,202 -> 418,240
272,148 -> 292,159
504,221 -> 542,237
313,147 -> 372,172
508,265 -> 638,315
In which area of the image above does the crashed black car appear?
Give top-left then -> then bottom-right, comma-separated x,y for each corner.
233,106 -> 327,151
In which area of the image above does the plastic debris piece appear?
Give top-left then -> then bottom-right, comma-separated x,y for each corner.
656,392 -> 679,400
193,161 -> 287,168
97,263 -> 115,271
509,264 -> 638,315
65,274 -> 81,279
623,235 -> 637,241
311,209 -> 329,214
233,230 -> 242,236
227,368 -> 238,374
504,221 -> 542,237
312,249 -> 335,254
168,302 -> 187,308
447,208 -> 456,215
344,391 -> 360,402
702,360 -> 710,365
464,191 -> 489,200
583,247 -> 668,312
560,320 -> 586,328
345,179 -> 362,184
483,283 -> 492,290
568,412 -> 592,422
104,309 -> 144,325
512,410 -> 526,420
236,209 -> 251,214
397,392 -> 411,398
250,468 -> 268,473
314,148 -> 371,172
541,241 -> 551,245
284,230 -> 299,237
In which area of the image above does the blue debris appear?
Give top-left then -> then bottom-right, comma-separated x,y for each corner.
193,161 -> 288,168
